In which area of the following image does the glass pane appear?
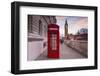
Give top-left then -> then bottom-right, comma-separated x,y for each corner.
50,33 -> 57,51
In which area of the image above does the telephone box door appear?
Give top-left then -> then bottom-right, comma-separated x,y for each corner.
48,24 -> 59,58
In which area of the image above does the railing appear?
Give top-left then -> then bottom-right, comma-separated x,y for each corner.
64,40 -> 88,57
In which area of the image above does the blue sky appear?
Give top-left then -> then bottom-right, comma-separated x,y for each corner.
56,16 -> 88,36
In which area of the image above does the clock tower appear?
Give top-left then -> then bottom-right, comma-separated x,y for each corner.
65,19 -> 68,38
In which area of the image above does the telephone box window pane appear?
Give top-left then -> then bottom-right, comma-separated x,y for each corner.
50,33 -> 57,50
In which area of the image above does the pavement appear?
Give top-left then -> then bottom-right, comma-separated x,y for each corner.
35,42 -> 86,60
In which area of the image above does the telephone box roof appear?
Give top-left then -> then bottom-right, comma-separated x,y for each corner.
48,24 -> 59,28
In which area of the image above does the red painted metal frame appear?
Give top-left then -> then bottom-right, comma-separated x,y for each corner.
48,24 -> 59,58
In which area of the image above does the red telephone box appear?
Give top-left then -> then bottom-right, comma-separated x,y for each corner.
48,24 -> 59,58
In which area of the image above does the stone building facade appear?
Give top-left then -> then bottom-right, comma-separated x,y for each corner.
28,15 -> 56,60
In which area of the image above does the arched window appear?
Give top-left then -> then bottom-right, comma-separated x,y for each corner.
39,20 -> 42,36
44,25 -> 47,37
